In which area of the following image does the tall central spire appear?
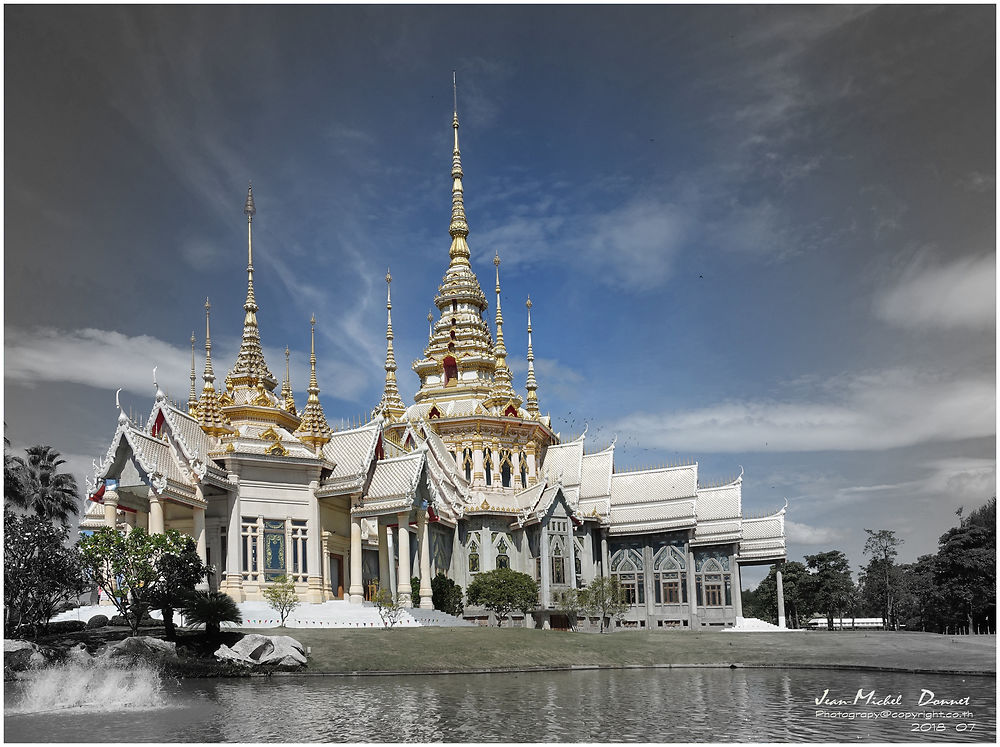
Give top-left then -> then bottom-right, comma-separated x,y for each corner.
228,183 -> 277,391
448,71 -> 470,266
379,269 -> 406,420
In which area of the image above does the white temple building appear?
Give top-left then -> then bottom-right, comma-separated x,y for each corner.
82,101 -> 787,630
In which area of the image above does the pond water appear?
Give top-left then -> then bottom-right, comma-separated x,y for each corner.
5,664 -> 995,743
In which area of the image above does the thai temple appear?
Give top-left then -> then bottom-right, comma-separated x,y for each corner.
82,97 -> 788,630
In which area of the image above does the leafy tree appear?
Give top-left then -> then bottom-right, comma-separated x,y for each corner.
555,588 -> 584,630
466,568 -> 538,627
4,509 -> 85,636
78,527 -> 205,636
374,587 -> 404,629
896,555 -> 943,632
431,572 -> 464,617
148,536 -> 209,640
740,562 -> 809,628
4,433 -> 28,507
934,498 -> 995,634
6,445 -> 80,528
579,576 -> 628,633
180,590 -> 242,637
861,528 -> 903,630
804,550 -> 854,630
262,575 -> 299,626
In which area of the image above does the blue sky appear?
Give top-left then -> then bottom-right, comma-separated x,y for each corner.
5,6 -> 995,588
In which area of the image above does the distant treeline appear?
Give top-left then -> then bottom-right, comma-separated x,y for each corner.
743,497 -> 996,634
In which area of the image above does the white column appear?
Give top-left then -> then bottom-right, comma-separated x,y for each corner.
540,523 -> 551,610
418,511 -> 433,609
225,482 -> 243,600
472,446 -> 485,486
378,520 -> 391,594
193,506 -> 207,562
512,450 -> 522,488
732,556 -> 743,620
148,490 -> 164,533
776,567 -> 787,629
397,511 -> 412,607
256,516 -> 265,582
687,546 -> 699,628
568,529 -> 578,589
104,490 -> 119,529
349,514 -> 364,604
308,482 -> 323,602
526,443 -> 538,485
600,532 -> 610,577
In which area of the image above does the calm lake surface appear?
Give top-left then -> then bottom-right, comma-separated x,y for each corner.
5,665 -> 995,742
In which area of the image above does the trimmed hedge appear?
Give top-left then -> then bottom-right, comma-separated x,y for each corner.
86,614 -> 109,629
46,620 -> 86,634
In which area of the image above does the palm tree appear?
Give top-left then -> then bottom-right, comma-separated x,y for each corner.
180,591 -> 242,637
7,445 -> 80,528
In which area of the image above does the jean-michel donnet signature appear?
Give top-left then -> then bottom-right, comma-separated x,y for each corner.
815,689 -> 971,707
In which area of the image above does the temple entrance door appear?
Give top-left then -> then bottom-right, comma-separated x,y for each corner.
330,555 -> 344,599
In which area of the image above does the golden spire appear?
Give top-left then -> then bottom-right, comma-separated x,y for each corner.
198,298 -> 234,436
294,315 -> 332,451
379,269 -> 406,420
228,183 -> 277,392
281,346 -> 297,415
187,331 -> 198,415
487,252 -> 521,410
448,71 -> 470,266
427,310 -> 434,341
525,295 -> 539,417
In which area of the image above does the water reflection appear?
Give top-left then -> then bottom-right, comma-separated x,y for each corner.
5,667 -> 995,743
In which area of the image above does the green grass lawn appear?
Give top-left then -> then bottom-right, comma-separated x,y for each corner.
247,627 -> 995,676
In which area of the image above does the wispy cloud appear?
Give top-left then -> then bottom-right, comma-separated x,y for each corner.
611,367 -> 995,452
874,253 -> 995,330
785,520 -> 847,545
4,326 -> 371,404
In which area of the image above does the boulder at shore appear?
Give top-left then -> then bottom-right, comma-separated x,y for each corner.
214,634 -> 307,670
103,636 -> 178,662
4,640 -> 46,673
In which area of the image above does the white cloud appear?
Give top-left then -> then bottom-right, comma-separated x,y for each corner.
611,367 -> 995,452
785,520 -> 847,545
874,253 -> 995,330
4,326 -> 371,405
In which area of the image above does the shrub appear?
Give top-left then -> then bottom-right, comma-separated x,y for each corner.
180,590 -> 242,637
46,620 -> 86,634
466,568 -> 538,627
109,615 -> 128,626
431,572 -> 464,617
86,614 -> 110,629
374,588 -> 404,629
262,575 -> 298,626
410,577 -> 420,607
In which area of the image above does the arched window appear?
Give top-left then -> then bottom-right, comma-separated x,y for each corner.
462,449 -> 473,482
694,552 -> 731,608
452,300 -> 457,313
496,538 -> 510,569
504,404 -> 518,417
520,451 -> 528,486
609,547 -> 645,605
443,356 -> 458,385
653,545 -> 687,605
448,342 -> 455,352
450,330 -> 456,340
500,450 -> 512,488
429,406 -> 441,419
468,536 -> 480,574
483,448 -> 493,486
550,535 -> 566,585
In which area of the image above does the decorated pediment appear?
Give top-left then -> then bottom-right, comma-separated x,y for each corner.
260,427 -> 281,442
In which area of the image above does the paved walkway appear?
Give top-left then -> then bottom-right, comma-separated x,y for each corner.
53,601 -> 474,629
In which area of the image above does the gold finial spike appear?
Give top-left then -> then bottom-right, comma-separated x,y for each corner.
524,295 -> 540,417
203,298 -> 215,385
379,268 -> 405,419
427,309 -> 434,340
294,314 -> 332,450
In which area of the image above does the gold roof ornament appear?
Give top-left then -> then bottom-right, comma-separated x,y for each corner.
524,295 -> 540,417
187,332 -> 198,415
378,269 -> 407,420
294,315 -> 333,451
197,298 -> 234,437
486,252 -> 521,410
227,183 -> 278,393
281,346 -> 297,415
